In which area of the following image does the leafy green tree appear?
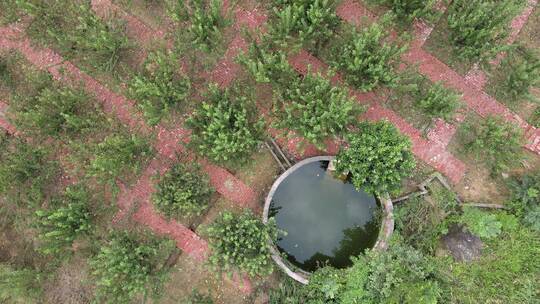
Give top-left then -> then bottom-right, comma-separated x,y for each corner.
335,121 -> 416,195
369,0 -> 439,24
187,84 -> 264,165
0,264 -> 42,303
153,163 -> 214,219
415,81 -> 461,121
447,0 -> 522,62
35,185 -> 92,254
91,231 -> 174,303
238,43 -> 295,86
501,48 -> 540,102
205,211 -> 279,277
270,0 -> 339,52
273,71 -> 361,148
129,51 -> 191,125
88,134 -> 152,183
19,0 -> 129,71
459,207 -> 502,239
331,20 -> 406,91
460,116 -> 523,174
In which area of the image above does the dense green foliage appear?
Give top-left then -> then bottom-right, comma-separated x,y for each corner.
270,0 -> 339,52
0,264 -> 42,303
273,71 -> 360,148
446,0 -> 522,62
88,134 -> 152,183
187,85 -> 264,165
205,211 -> 279,277
18,0 -> 129,71
369,0 -> 439,24
415,81 -> 461,120
336,121 -> 416,195
331,21 -> 406,91
508,173 -> 540,231
91,231 -> 174,303
459,207 -> 502,239
35,185 -> 92,254
501,48 -> 540,102
129,51 -> 191,125
238,43 -> 295,86
460,116 -> 523,174
153,163 -> 214,219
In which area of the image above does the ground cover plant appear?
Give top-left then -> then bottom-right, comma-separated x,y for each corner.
153,162 -> 214,219
335,121 -> 416,195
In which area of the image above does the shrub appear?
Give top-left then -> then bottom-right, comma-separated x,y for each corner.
331,20 -> 406,91
238,43 -> 295,86
91,231 -> 174,303
369,0 -> 439,24
205,211 -> 279,277
0,139 -> 57,206
11,85 -> 102,138
88,134 -> 152,183
415,81 -> 461,121
35,185 -> 92,254
186,290 -> 214,304
507,173 -> 540,231
460,116 -> 523,174
129,51 -> 191,125
153,163 -> 213,219
273,71 -> 361,148
187,84 -> 264,165
270,0 -> 339,52
335,121 -> 416,195
0,264 -> 42,303
447,0 -> 522,62
19,0 -> 129,71
501,48 -> 540,102
459,207 -> 502,239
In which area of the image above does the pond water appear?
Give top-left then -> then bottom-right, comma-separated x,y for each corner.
269,160 -> 380,272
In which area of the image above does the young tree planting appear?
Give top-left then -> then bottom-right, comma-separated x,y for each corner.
415,81 -> 461,120
369,0 -> 439,24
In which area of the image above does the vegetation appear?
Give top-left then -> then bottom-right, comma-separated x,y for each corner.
238,43 -> 295,86
331,20 -> 406,91
414,81 -> 461,121
205,211 -> 279,277
187,84 -> 264,165
500,48 -> 540,103
91,231 -> 175,303
446,0 -> 522,62
335,121 -> 416,195
459,207 -> 502,239
186,289 -> 214,304
508,173 -> 540,231
369,0 -> 439,24
459,116 -> 523,174
0,264 -> 42,303
153,163 -> 214,219
35,185 -> 92,254
129,51 -> 191,125
273,71 -> 361,148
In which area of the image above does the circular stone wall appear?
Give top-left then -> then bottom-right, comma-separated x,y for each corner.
263,156 -> 394,284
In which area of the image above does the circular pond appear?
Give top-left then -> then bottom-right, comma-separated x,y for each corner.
263,156 -> 391,283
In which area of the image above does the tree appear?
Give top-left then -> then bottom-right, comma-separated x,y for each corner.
187,84 -> 264,165
205,211 -> 279,277
273,71 -> 361,148
501,48 -> 540,102
415,81 -> 461,121
331,20 -> 406,92
153,163 -> 214,219
35,185 -> 92,254
129,51 -> 191,125
369,0 -> 439,24
335,121 -> 416,195
91,231 -> 174,303
447,0 -> 522,62
460,116 -> 523,174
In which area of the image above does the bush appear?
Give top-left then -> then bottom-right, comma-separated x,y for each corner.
507,173 -> 540,231
447,0 -> 522,62
273,71 -> 361,148
460,116 -> 523,174
331,20 -> 406,91
88,134 -> 152,183
335,121 -> 416,195
205,211 -> 279,277
459,207 -> 502,239
238,43 -> 296,86
11,85 -> 102,138
35,185 -> 92,254
369,0 -> 439,24
501,48 -> 540,102
19,0 -> 129,71
153,163 -> 213,219
0,264 -> 42,303
187,84 -> 264,165
91,231 -> 174,303
129,51 -> 191,125
270,0 -> 339,52
186,289 -> 214,304
415,81 -> 461,121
